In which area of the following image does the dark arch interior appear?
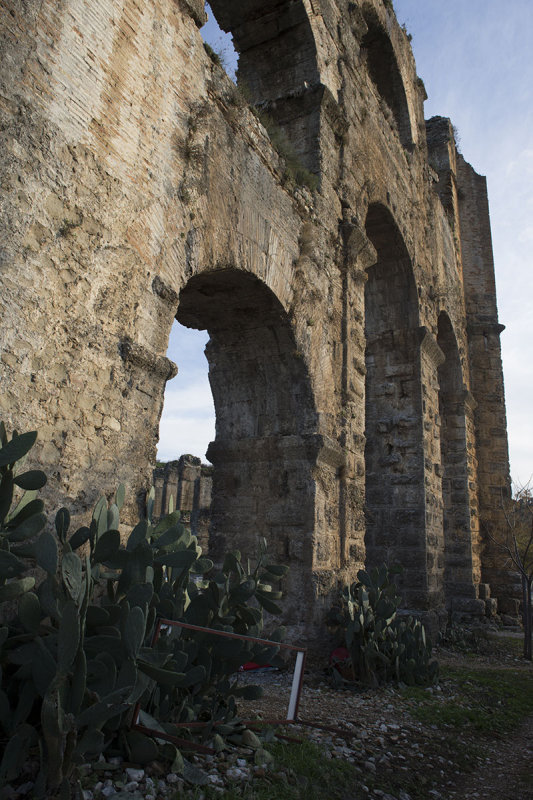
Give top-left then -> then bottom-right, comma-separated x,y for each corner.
177,268 -> 319,623
178,269 -> 317,440
208,0 -> 320,174
361,9 -> 413,150
209,0 -> 318,102
364,205 -> 424,604
437,312 -> 473,605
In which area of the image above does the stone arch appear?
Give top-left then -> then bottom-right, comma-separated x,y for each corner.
208,0 -> 319,101
175,267 -> 319,627
361,6 -> 414,150
364,204 -> 425,604
437,311 -> 475,609
208,0 -> 320,173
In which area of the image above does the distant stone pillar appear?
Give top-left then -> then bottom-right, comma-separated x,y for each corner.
152,465 -> 166,520
176,455 -> 202,513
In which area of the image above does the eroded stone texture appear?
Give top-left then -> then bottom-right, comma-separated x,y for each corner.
0,0 -> 514,638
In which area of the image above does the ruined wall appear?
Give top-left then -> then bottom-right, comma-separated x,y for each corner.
0,0 -> 512,638
153,455 -> 212,553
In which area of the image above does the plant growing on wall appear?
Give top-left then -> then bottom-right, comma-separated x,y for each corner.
0,422 -> 288,798
326,565 -> 438,687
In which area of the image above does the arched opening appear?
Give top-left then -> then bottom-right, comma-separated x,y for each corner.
155,322 -> 215,552
437,312 -> 473,607
158,321 -> 214,463
364,204 -> 424,604
209,0 -> 318,102
201,4 -> 238,82
208,0 -> 320,176
361,8 -> 413,150
176,268 -> 319,626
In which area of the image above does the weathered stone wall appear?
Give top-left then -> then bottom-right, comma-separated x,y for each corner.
0,0 -> 513,638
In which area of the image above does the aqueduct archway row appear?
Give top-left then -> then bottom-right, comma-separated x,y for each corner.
0,0 -> 513,636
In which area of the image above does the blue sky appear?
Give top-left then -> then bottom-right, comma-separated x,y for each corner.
159,1 -> 532,485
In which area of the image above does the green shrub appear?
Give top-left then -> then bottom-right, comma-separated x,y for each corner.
326,564 -> 438,687
257,111 -> 319,192
203,41 -> 224,69
0,423 -> 288,797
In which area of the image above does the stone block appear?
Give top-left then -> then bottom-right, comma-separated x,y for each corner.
477,582 -> 491,600
484,598 -> 498,617
498,597 -> 520,616
449,597 -> 486,616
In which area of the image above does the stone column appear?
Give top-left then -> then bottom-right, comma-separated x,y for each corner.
418,328 -> 446,610
457,155 -> 515,612
340,221 -> 376,572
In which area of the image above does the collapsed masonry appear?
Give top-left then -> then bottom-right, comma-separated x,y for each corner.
0,0 -> 516,639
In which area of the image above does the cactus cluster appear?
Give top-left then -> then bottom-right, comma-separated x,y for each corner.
0,424 -> 289,797
326,564 -> 438,687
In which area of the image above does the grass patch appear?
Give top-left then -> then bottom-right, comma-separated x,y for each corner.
485,632 -> 524,658
256,112 -> 318,192
203,42 -> 225,69
403,665 -> 533,735
183,741 -> 359,800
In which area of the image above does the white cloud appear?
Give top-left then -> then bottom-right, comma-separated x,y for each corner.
157,414 -> 215,463
158,323 -> 215,461
162,378 -> 215,417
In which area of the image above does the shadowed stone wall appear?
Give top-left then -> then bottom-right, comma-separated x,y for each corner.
0,0 -> 513,637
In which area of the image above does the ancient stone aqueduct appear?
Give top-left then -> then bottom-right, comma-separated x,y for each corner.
0,0 -> 515,638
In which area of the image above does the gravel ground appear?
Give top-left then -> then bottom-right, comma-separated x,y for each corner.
2,644 -> 532,800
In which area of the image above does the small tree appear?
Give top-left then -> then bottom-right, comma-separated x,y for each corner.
491,482 -> 533,660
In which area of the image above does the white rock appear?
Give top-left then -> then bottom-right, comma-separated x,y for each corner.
125,768 -> 144,783
226,767 -> 247,781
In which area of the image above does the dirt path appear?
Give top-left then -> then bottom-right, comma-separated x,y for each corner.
452,715 -> 533,800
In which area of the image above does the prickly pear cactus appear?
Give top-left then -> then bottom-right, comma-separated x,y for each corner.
0,421 -> 289,798
326,564 -> 438,687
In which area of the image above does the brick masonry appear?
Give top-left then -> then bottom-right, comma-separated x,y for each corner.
0,0 -> 514,639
